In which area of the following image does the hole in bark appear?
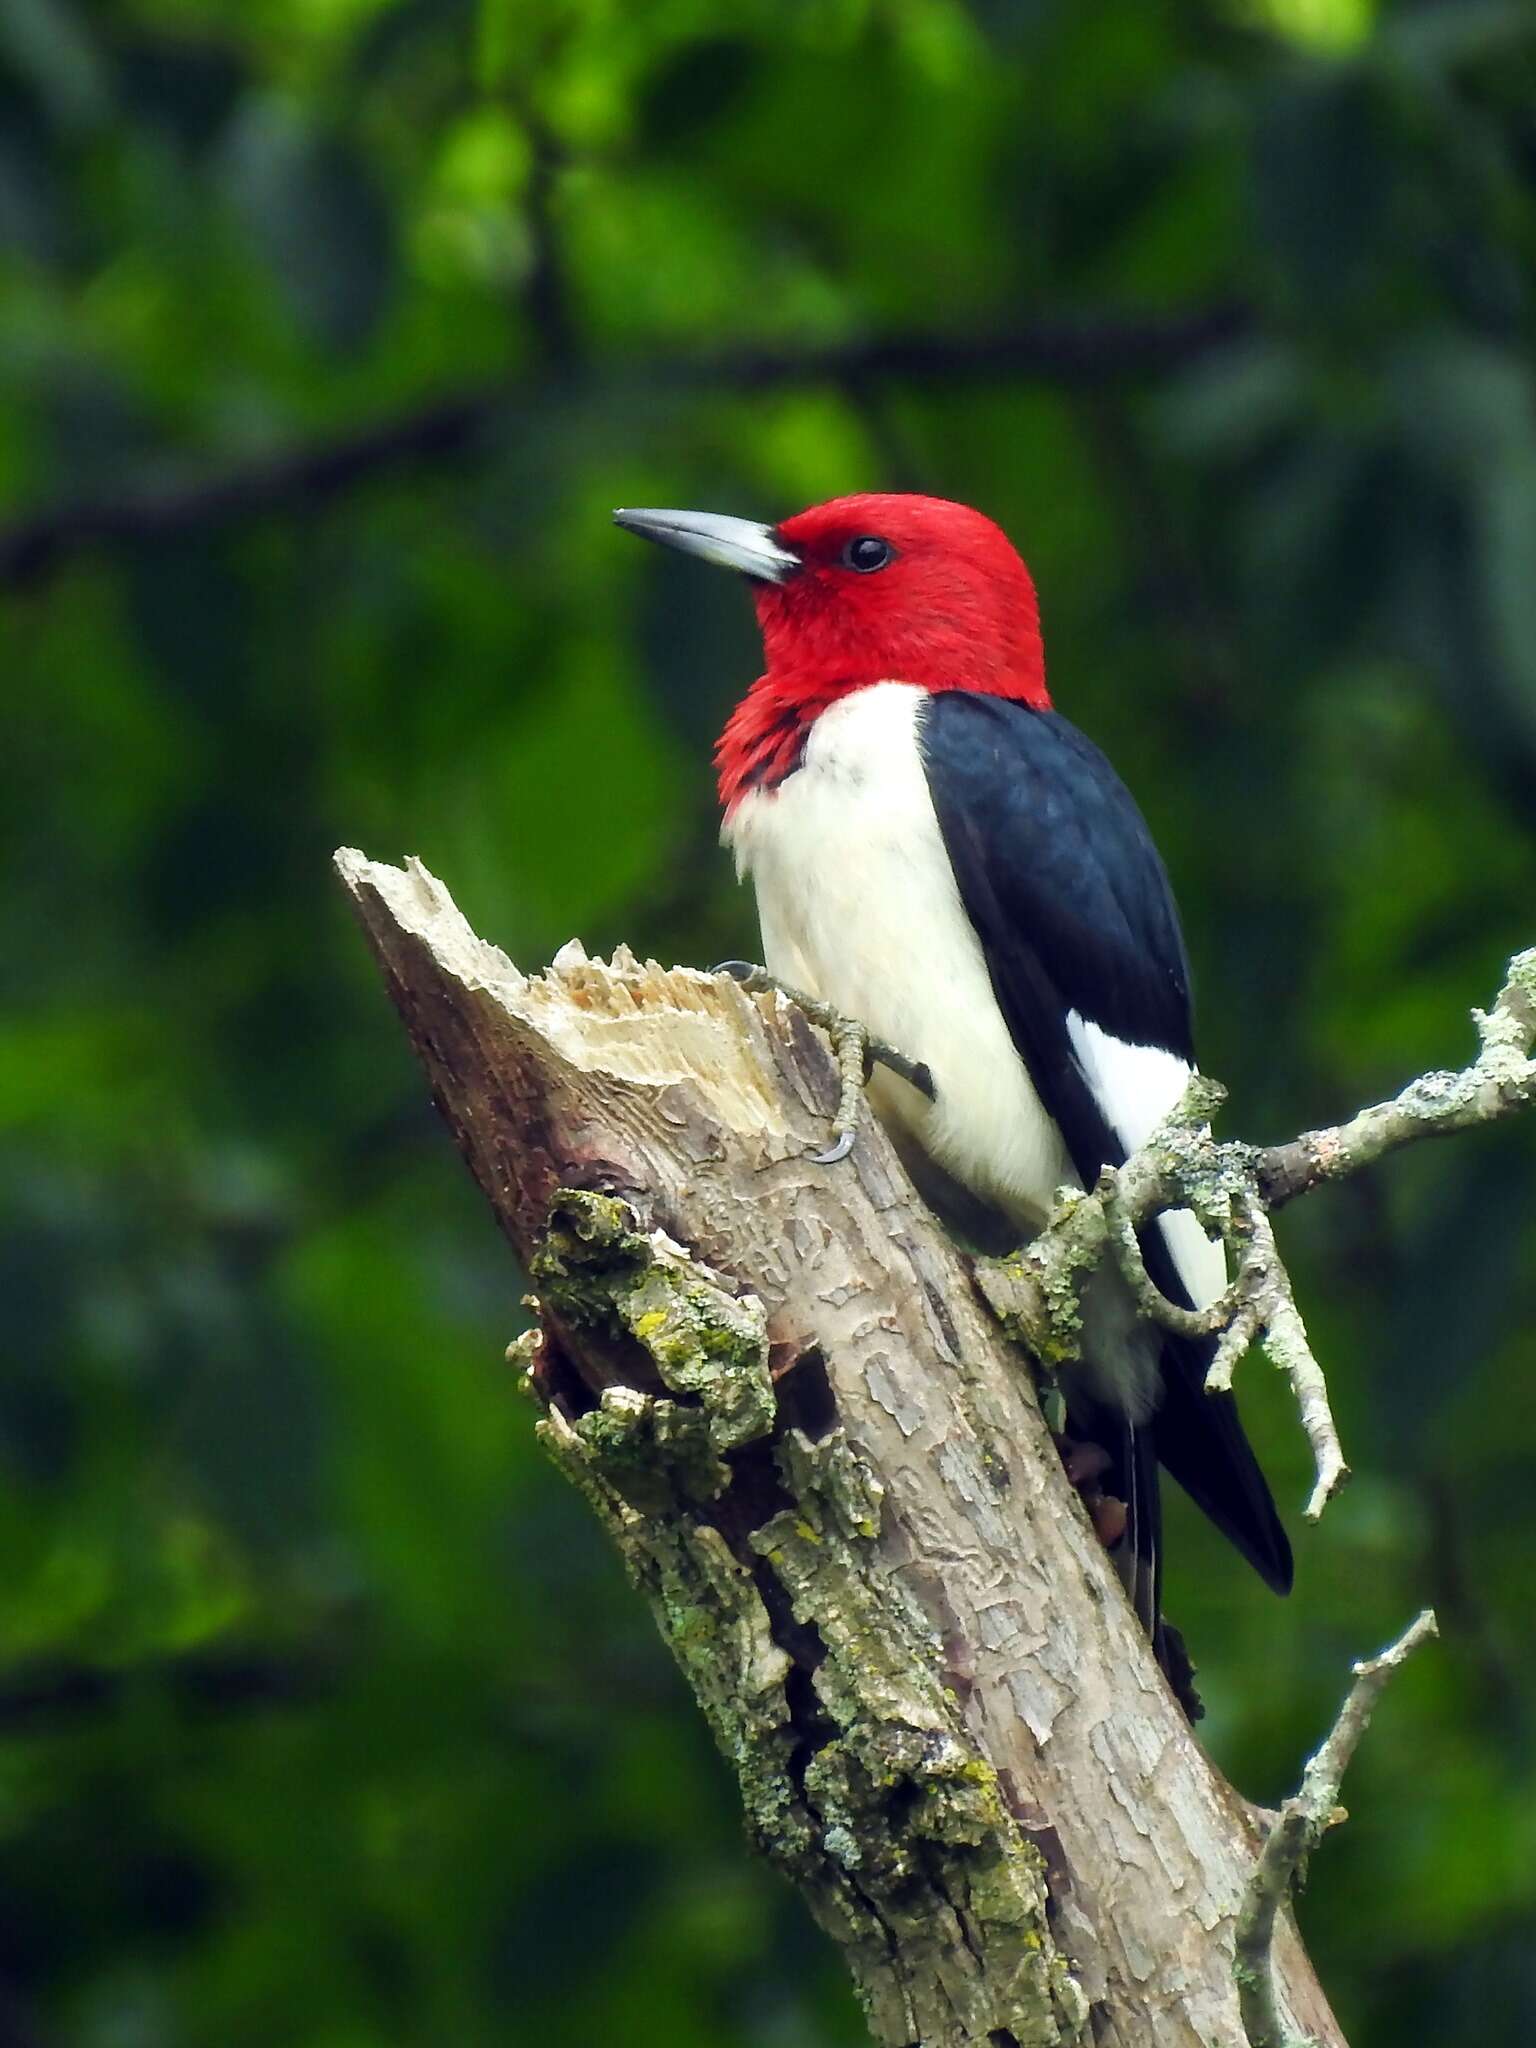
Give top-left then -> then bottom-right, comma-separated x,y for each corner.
773,1345 -> 837,1441
708,1444 -> 829,1687
699,1436 -> 838,1782
536,1298 -> 676,1415
711,1437 -> 791,1557
751,1556 -> 828,1688
527,1320 -> 598,1420
919,1274 -> 962,1358
886,1775 -> 922,1827
782,1658 -> 836,1792
553,1158 -> 654,1217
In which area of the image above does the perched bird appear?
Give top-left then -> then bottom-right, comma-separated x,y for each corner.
614,494 -> 1291,1677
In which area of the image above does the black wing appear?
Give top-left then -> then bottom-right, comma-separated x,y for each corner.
918,690 -> 1292,1596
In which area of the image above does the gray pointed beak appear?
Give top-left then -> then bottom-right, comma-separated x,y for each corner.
613,507 -> 799,585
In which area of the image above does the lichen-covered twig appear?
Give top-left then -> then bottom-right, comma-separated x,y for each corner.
1256,948 -> 1536,1209
1234,1610 -> 1439,2048
1211,1199 -> 1348,1520
1016,949 -> 1536,1522
1099,1172 -> 1349,1520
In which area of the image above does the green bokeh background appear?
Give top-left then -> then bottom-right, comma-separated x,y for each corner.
4,0 -> 1536,2041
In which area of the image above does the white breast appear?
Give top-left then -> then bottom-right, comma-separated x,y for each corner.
725,682 -> 1075,1231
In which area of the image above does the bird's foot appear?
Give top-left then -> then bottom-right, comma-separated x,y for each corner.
715,961 -> 934,1165
1055,1435 -> 1129,1551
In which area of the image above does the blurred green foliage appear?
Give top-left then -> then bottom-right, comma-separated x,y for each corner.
2,0 -> 1536,2041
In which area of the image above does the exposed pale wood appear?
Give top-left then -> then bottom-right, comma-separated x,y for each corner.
335,847 -> 1342,2048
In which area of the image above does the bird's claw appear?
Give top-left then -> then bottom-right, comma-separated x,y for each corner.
714,960 -> 933,1167
808,1129 -> 857,1167
1055,1435 -> 1128,1552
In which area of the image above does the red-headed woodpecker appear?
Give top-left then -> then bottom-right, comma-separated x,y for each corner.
615,493 -> 1291,1657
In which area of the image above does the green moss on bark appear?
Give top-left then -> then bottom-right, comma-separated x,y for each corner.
518,1189 -> 1087,2048
756,1431 -> 1087,2048
533,1189 -> 774,1450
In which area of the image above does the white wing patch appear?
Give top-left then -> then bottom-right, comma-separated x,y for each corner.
1066,1012 -> 1226,1311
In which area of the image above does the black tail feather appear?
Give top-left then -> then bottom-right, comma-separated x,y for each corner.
1063,1406 -> 1206,1717
1152,1330 -> 1293,1594
1125,1418 -> 1162,1634
1137,1220 -> 1293,1595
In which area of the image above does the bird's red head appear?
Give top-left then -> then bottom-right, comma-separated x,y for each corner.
614,491 -> 1049,809
756,493 -> 1047,709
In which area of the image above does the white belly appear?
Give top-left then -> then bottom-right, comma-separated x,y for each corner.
725,682 -> 1075,1230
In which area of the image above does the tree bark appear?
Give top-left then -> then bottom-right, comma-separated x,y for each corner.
335,847 -> 1343,2048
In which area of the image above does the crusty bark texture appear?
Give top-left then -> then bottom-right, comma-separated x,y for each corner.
335,848 -> 1342,2048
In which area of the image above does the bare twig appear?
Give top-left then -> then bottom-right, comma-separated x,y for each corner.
1,305 -> 1250,587
1256,948 -> 1536,1208
1219,1199 -> 1349,1520
0,390 -> 503,586
1234,1610 -> 1439,2048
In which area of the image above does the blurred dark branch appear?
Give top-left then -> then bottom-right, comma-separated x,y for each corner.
0,302 -> 1251,589
0,389 -> 502,588
0,1644 -> 662,1755
521,121 -> 580,368
0,1648 -> 341,1729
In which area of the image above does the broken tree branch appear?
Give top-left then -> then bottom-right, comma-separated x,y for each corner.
1256,952 -> 1536,1206
1002,949 -> 1536,1523
335,847 -> 1345,2048
335,850 -> 1524,2046
1235,1611 -> 1440,2048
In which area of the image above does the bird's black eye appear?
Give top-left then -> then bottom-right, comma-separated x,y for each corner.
842,535 -> 892,573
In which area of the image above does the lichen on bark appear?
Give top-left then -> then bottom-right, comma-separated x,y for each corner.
516,1186 -> 1087,2048
532,1189 -> 775,1454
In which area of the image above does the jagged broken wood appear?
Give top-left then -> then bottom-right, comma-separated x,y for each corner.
336,846 -> 1357,2048
1235,1610 -> 1440,2048
716,959 -> 936,1164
